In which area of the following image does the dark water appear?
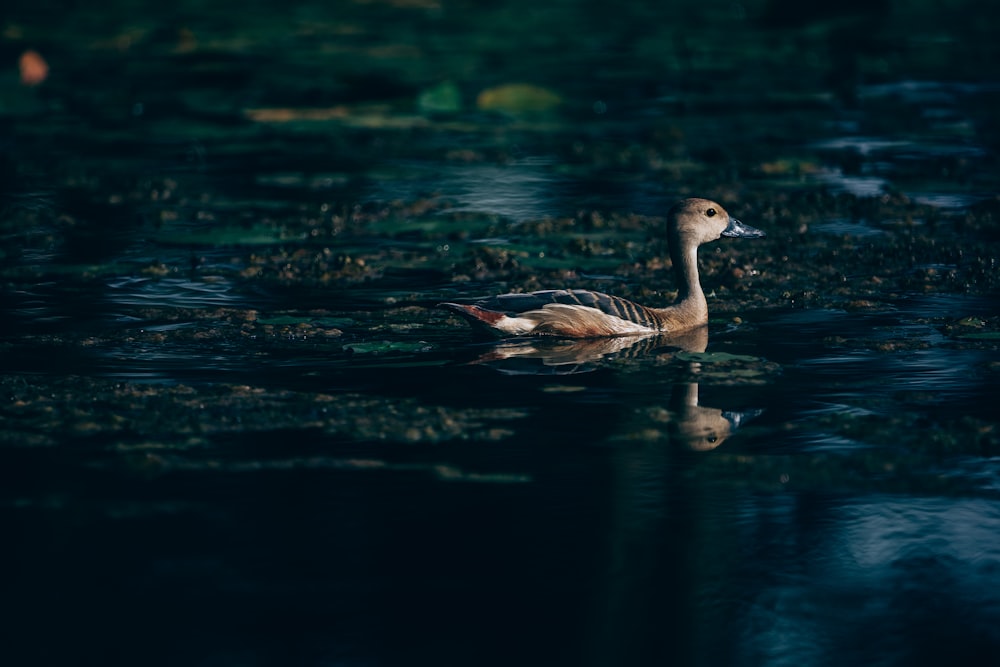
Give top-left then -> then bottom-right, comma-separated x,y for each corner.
3,1 -> 1000,665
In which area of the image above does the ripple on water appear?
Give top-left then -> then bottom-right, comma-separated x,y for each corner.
106,276 -> 250,309
731,495 -> 1000,663
810,168 -> 888,197
839,496 -> 1000,574
908,192 -> 986,209
370,158 -> 567,222
797,347 -> 987,395
751,301 -> 995,425
812,217 -> 887,238
811,137 -> 912,156
368,157 -> 675,221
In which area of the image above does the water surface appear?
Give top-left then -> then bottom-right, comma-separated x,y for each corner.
2,1 -> 1000,665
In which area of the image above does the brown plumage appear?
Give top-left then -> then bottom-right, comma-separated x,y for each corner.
440,197 -> 765,338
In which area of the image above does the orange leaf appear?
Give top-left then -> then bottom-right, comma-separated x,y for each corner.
19,49 -> 49,86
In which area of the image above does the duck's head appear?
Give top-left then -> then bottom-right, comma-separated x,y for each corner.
668,197 -> 765,246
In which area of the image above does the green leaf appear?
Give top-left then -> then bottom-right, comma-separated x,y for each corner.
476,83 -> 562,113
417,81 -> 463,114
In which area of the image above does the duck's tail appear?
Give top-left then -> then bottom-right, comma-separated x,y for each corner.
438,302 -> 506,334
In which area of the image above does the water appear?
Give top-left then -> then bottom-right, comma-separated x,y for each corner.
4,298 -> 998,665
3,1 -> 1000,665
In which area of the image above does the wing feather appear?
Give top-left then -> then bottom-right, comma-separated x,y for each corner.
477,289 -> 657,328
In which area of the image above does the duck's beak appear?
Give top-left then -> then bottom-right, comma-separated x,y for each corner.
722,408 -> 765,430
722,217 -> 766,238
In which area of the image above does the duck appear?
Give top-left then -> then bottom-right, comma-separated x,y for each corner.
439,198 -> 764,338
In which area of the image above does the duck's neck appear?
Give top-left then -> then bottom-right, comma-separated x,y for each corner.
666,238 -> 708,324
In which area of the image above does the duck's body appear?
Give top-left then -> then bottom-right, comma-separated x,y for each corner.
440,198 -> 764,338
442,289 -> 673,337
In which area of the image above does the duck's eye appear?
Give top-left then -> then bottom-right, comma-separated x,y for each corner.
706,208 -> 717,217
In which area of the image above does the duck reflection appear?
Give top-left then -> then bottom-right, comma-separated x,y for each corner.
667,382 -> 764,452
465,325 -> 762,451
458,326 -> 769,662
469,326 -> 709,376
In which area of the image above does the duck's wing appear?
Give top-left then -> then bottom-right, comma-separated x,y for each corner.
440,289 -> 660,337
481,289 -> 659,328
